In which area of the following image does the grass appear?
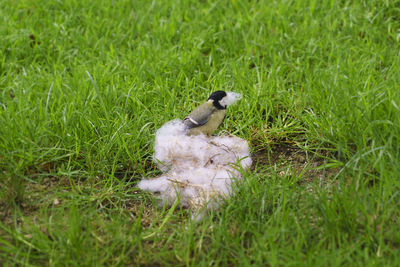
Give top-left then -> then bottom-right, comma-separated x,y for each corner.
1,0 -> 400,265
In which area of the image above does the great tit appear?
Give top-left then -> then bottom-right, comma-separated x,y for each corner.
182,91 -> 240,136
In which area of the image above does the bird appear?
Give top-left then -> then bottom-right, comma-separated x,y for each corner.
182,91 -> 239,136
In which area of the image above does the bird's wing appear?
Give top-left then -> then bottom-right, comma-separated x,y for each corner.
183,102 -> 215,128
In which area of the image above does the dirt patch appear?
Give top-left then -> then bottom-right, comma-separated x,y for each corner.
0,176 -> 69,226
252,142 -> 339,184
123,197 -> 158,227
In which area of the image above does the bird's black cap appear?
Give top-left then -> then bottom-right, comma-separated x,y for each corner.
208,91 -> 227,110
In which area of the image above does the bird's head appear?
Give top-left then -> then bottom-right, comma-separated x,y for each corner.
208,90 -> 242,110
208,91 -> 227,110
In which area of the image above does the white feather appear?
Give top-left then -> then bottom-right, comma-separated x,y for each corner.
219,91 -> 242,107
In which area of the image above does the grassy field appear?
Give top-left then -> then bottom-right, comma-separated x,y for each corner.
1,0 -> 400,265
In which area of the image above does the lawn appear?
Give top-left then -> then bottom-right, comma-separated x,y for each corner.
1,0 -> 400,265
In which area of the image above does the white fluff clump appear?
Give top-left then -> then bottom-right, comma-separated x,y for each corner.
220,91 -> 242,107
138,119 -> 252,220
